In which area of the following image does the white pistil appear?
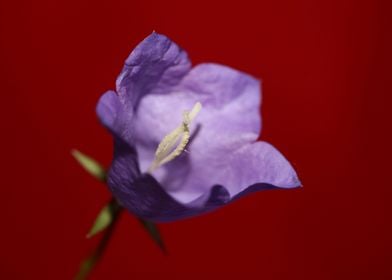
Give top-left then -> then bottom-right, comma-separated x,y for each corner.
148,102 -> 202,173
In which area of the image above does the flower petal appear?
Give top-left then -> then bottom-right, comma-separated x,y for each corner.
107,138 -> 231,222
180,63 -> 262,137
133,63 -> 261,153
223,141 -> 301,196
162,140 -> 301,205
108,139 -> 300,222
116,32 -> 192,108
96,90 -> 127,137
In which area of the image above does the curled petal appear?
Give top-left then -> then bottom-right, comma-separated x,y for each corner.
116,32 -> 192,109
108,159 -> 231,222
96,90 -> 128,138
223,141 -> 301,196
162,140 -> 301,206
107,136 -> 232,222
108,139 -> 300,222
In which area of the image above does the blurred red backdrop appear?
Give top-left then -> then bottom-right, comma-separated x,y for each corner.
1,0 -> 391,279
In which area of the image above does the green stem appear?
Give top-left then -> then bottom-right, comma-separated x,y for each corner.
75,204 -> 123,280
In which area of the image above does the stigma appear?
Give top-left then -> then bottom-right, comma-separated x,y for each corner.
148,102 -> 202,173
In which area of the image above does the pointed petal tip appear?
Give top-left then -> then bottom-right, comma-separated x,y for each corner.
148,30 -> 165,38
280,173 -> 302,189
296,181 -> 303,188
291,173 -> 302,188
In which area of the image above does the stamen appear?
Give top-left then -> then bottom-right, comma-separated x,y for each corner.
148,102 -> 202,173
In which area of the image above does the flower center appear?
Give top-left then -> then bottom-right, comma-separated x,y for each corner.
147,102 -> 202,173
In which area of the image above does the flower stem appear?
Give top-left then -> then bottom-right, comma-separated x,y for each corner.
75,203 -> 123,280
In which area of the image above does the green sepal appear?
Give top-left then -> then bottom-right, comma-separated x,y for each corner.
71,149 -> 106,182
87,199 -> 122,238
138,218 -> 167,254
75,200 -> 122,280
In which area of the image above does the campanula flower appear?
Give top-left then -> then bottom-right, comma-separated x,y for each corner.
96,32 -> 301,222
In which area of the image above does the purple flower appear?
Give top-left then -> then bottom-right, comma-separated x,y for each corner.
96,32 -> 301,222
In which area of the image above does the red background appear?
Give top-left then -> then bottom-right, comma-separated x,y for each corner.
1,0 -> 391,279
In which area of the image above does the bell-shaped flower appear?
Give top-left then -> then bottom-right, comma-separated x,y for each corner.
97,32 -> 301,222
